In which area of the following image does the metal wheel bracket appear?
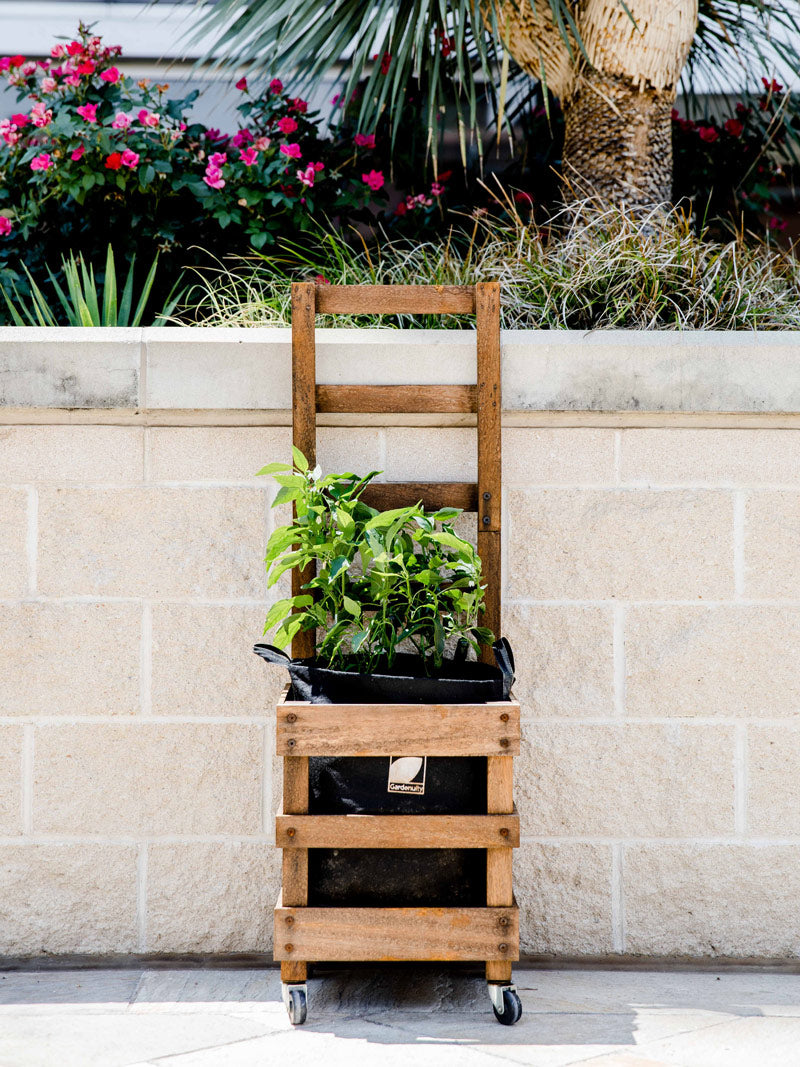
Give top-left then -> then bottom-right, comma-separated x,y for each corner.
488,982 -> 516,1014
282,982 -> 308,1012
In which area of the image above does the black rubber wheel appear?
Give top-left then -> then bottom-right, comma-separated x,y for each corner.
288,987 -> 307,1026
493,988 -> 522,1026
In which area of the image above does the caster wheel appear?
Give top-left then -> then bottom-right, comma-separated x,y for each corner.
283,984 -> 307,1025
490,985 -> 522,1026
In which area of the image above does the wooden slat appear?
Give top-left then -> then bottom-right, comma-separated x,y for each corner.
282,756 -> 309,912
316,384 -> 476,414
476,281 -> 502,665
277,700 -> 520,757
274,903 -> 519,962
486,753 -> 515,982
478,530 -> 501,665
291,282 -> 317,661
276,812 -> 520,849
315,284 -> 475,315
360,482 -> 478,512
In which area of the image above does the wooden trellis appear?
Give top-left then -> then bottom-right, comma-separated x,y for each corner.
275,282 -> 519,1003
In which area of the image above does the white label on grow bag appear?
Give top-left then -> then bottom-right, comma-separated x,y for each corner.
387,756 -> 426,794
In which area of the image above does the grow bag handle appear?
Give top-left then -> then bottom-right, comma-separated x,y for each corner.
253,643 -> 292,666
493,637 -> 515,699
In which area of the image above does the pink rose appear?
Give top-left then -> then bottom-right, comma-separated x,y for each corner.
31,102 -> 52,128
277,116 -> 297,135
239,147 -> 258,166
51,44 -> 66,59
231,128 -> 254,148
0,215 -> 12,236
254,136 -> 270,151
41,77 -> 57,93
30,152 -> 53,171
64,74 -> 81,87
0,120 -> 19,146
235,76 -> 247,91
111,112 -> 131,129
70,144 -> 85,161
279,142 -> 301,159
297,163 -> 316,187
269,78 -> 283,93
100,67 -> 121,83
354,132 -> 375,148
203,168 -> 225,189
361,169 -> 384,192
76,102 -> 98,123
121,148 -> 139,168
209,151 -> 228,167
137,109 -> 159,127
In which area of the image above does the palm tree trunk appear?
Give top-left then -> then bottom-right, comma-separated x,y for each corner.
562,70 -> 674,209
497,0 -> 698,211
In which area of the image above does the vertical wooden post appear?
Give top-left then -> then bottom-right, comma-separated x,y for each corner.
476,281 -> 501,666
291,282 -> 317,661
284,281 -> 315,983
486,754 -> 514,982
280,754 -> 309,983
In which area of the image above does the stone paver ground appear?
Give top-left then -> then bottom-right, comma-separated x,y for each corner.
1,964 -> 800,1067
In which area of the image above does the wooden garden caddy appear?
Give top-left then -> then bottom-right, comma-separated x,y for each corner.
275,281 -> 520,1023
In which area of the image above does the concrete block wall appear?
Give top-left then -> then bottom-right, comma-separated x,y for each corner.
2,329 -> 800,961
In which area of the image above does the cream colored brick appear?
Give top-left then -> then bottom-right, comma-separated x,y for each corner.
626,606 -> 800,718
37,488 -> 266,598
504,429 -> 616,485
0,603 -> 139,716
508,489 -> 734,600
0,426 -> 143,483
0,844 -> 137,954
147,842 -> 280,952
34,723 -> 262,834
384,428 -> 475,482
0,727 -> 23,835
517,843 -> 613,956
151,604 -> 282,715
0,488 -> 28,597
744,491 -> 800,599
624,844 -> 800,957
503,604 -> 614,716
748,726 -> 800,835
621,429 -> 800,487
149,426 -> 382,484
517,724 -> 735,836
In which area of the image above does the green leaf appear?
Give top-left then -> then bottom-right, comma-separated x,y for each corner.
273,485 -> 302,507
292,446 -> 309,472
256,462 -> 293,477
329,555 -> 350,580
342,596 -> 361,618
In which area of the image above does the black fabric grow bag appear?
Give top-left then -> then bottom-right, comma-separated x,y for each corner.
252,639 -> 514,705
255,639 -> 515,908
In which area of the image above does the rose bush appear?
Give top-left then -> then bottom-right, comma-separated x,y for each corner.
0,24 -> 418,313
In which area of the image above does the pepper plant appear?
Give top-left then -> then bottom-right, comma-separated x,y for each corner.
258,448 -> 493,672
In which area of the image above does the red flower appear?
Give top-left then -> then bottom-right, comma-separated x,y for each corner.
10,113 -> 29,127
269,78 -> 283,94
698,126 -> 718,143
105,152 -> 123,170
438,170 -> 452,182
440,32 -> 456,57
761,77 -> 783,93
66,41 -> 83,56
361,168 -> 384,191
277,116 -> 298,135
9,55 -> 26,68
354,132 -> 376,148
291,98 -> 308,113
372,52 -> 392,74
724,118 -> 743,137
76,60 -> 95,74
236,76 -> 248,91
394,201 -> 408,216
